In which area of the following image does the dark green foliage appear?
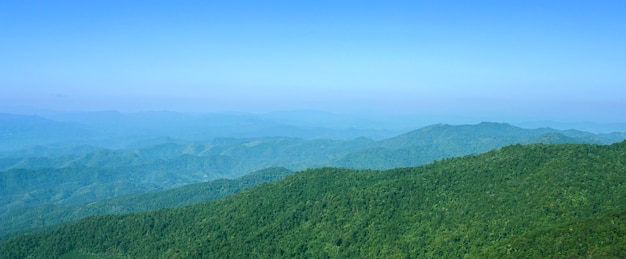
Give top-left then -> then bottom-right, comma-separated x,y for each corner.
479,211 -> 626,258
2,142 -> 625,258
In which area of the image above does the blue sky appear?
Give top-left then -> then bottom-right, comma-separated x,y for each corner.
1,1 -> 625,122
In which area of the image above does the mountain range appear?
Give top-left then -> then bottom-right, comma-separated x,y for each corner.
0,111 -> 401,152
1,118 -> 626,239
2,141 -> 624,258
3,111 -> 625,153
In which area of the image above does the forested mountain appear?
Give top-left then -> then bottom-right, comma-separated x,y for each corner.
333,122 -> 626,169
2,142 -> 624,258
2,121 -> 625,241
0,167 -> 291,240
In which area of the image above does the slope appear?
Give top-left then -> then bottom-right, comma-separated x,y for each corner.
480,210 -> 626,258
0,136 -> 372,213
2,141 -> 625,258
0,167 -> 292,240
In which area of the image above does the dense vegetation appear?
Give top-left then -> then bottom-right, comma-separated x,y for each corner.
0,167 -> 292,240
2,141 -> 624,258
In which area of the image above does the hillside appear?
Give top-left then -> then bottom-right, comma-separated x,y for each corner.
0,167 -> 292,240
0,136 -> 372,216
0,155 -> 238,213
2,141 -> 624,258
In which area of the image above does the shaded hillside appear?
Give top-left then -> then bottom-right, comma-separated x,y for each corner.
0,155 -> 239,213
2,141 -> 624,258
0,167 -> 292,240
0,136 -> 372,215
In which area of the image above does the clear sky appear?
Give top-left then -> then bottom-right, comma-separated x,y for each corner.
1,0 -> 625,122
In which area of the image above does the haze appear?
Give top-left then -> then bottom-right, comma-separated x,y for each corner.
1,1 -> 625,123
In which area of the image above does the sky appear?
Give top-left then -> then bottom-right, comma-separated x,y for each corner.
1,0 -> 625,123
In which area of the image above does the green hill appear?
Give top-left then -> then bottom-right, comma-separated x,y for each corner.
0,167 -> 292,240
2,141 -> 624,258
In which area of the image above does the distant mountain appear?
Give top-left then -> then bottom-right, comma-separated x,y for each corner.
0,113 -> 93,152
516,120 -> 626,134
3,110 -> 624,154
0,154 -> 242,214
259,110 -> 403,138
0,136 -> 373,224
379,122 -> 603,150
2,142 -> 624,258
45,111 -> 398,145
0,111 -> 398,153
332,122 -> 625,169
0,167 -> 292,240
